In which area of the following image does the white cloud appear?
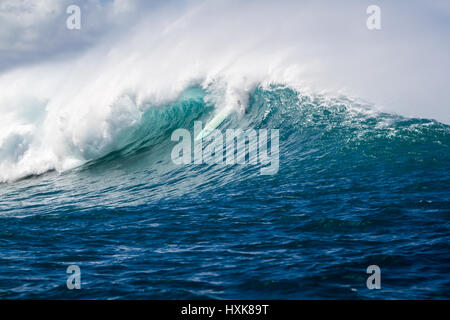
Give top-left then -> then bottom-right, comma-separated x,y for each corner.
0,0 -> 155,70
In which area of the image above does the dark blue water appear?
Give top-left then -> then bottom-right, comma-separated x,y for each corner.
0,86 -> 449,299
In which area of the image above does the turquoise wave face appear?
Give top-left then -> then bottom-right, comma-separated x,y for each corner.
0,86 -> 449,299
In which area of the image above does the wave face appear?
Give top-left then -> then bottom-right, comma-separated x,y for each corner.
0,86 -> 449,299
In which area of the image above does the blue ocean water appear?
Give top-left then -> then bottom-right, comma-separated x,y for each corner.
0,86 -> 449,299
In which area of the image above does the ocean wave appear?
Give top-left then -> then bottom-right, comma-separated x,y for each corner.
3,83 -> 449,185
1,0 -> 450,183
